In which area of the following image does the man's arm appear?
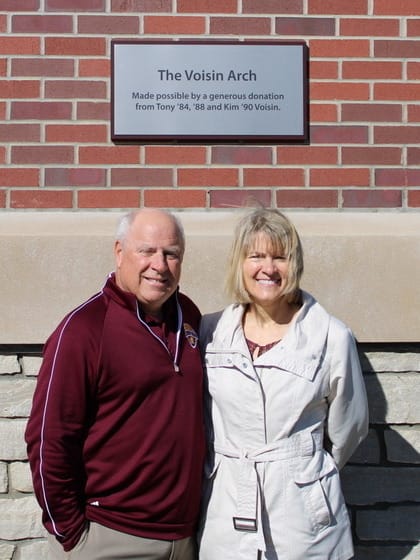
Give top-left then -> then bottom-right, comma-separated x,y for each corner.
25,316 -> 96,551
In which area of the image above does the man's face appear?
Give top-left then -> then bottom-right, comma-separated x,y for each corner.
114,211 -> 183,315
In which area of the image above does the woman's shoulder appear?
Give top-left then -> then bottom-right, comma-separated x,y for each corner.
301,290 -> 355,341
200,304 -> 241,339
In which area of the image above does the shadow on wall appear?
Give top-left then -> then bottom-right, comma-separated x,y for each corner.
342,344 -> 420,560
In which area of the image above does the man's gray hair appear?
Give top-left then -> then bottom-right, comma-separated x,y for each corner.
115,209 -> 185,252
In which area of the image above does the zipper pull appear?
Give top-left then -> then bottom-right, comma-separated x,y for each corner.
174,363 -> 180,374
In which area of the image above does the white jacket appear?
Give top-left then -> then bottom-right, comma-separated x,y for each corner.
198,292 -> 368,560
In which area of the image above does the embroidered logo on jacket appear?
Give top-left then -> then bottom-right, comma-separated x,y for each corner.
184,323 -> 198,349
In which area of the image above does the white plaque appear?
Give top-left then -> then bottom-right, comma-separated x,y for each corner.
111,41 -> 309,142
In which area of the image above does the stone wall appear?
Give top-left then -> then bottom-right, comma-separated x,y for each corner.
0,344 -> 419,560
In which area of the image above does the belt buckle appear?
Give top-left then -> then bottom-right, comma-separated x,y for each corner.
233,517 -> 257,532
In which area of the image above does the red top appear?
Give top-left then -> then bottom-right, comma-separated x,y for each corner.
25,273 -> 205,551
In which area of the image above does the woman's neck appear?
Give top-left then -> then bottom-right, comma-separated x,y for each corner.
243,299 -> 300,346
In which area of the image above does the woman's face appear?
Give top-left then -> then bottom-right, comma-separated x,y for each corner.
242,232 -> 290,308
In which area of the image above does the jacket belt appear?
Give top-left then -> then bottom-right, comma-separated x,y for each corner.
214,430 -> 323,553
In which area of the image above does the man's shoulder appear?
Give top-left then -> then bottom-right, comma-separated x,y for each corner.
49,289 -> 108,342
177,291 -> 201,319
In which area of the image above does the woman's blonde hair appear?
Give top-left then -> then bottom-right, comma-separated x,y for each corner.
225,208 -> 304,304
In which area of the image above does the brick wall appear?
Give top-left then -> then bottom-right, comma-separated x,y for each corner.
0,344 -> 419,559
0,1 -> 420,210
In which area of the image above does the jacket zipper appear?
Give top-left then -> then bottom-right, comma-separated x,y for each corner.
136,296 -> 182,373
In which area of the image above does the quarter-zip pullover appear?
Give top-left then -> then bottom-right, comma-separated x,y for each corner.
25,273 -> 205,552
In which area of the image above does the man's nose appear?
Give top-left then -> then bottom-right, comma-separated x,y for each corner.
150,251 -> 167,270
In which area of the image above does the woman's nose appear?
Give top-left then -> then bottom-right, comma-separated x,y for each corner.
261,257 -> 275,273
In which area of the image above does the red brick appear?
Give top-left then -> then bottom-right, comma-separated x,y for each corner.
0,102 -> 5,119
77,102 -> 110,120
407,148 -> 420,166
79,59 -> 110,78
145,146 -> 206,165
45,38 -> 106,56
78,15 -> 139,34
0,146 -> 5,163
12,15 -> 73,33
178,168 -> 238,187
407,62 -> 420,80
0,0 -> 39,9
374,126 -> 420,144
0,37 -> 40,55
310,39 -> 369,57
309,0 -> 367,14
45,80 -> 107,99
211,146 -> 272,165
0,190 -> 5,208
178,0 -> 237,13
408,105 -> 420,122
310,103 -> 338,123
78,189 -> 140,209
0,168 -> 39,187
45,168 -> 106,187
342,189 -> 402,208
210,17 -> 271,35
340,17 -> 399,36
243,0 -> 302,13
0,124 -> 40,142
0,80 -> 40,99
276,189 -> 337,208
244,168 -> 304,187
342,147 -> 402,165
310,61 -> 338,79
375,83 -> 420,102
375,168 -> 420,187
144,189 -> 206,208
311,81 -> 369,101
210,189 -> 271,209
343,61 -> 401,80
311,125 -> 368,144
46,0 -> 105,10
374,40 -> 420,58
10,189 -> 73,209
341,103 -> 402,123
11,58 -> 74,77
407,19 -> 420,36
80,147 -> 140,165
374,0 -> 420,15
111,0 -> 171,11
46,124 -> 108,143
11,101 -> 72,120
310,168 -> 369,187
277,146 -> 338,165
111,168 -> 172,187
144,16 -> 205,34
408,190 -> 420,207
11,146 -> 74,164
275,17 -> 335,36
0,58 -> 6,76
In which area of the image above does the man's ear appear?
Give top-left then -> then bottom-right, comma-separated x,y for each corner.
114,240 -> 123,268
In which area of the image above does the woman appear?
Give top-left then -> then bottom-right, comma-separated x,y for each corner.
199,208 -> 368,560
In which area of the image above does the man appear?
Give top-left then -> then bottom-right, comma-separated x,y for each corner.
25,209 -> 205,560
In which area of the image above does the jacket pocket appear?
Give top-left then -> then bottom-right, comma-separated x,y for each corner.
294,451 -> 337,533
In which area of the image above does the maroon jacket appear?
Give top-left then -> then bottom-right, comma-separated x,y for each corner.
25,274 -> 205,552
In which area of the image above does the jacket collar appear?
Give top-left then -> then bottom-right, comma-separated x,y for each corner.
207,291 -> 330,381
